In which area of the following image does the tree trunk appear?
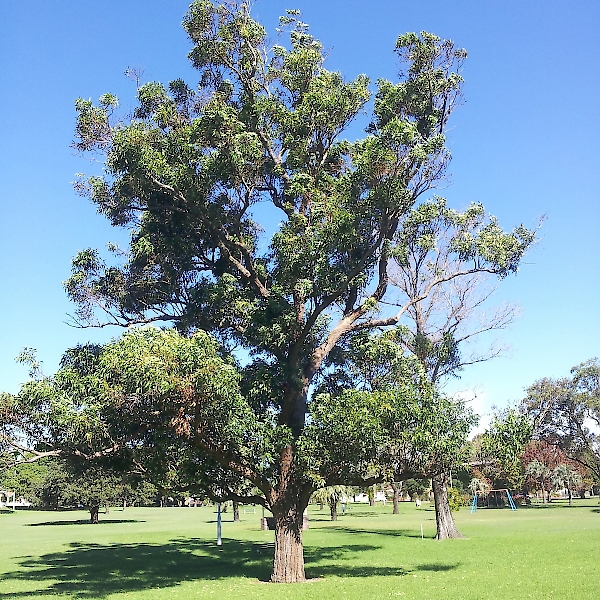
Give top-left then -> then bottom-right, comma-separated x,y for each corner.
432,474 -> 462,540
329,497 -> 338,521
89,505 -> 99,524
391,482 -> 401,514
368,486 -> 375,507
270,443 -> 310,583
271,499 -> 307,582
105,503 -> 110,514
233,501 -> 240,522
568,487 -> 572,506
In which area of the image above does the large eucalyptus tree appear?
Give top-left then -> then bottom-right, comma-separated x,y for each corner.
61,1 -> 534,582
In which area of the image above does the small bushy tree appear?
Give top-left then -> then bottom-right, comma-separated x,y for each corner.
311,485 -> 351,521
551,464 -> 581,506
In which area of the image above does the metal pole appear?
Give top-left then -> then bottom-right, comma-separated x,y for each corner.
216,502 -> 222,546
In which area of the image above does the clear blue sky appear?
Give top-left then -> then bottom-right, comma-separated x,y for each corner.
1,0 -> 598,425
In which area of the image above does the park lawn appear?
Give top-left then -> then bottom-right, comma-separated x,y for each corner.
1,500 -> 599,599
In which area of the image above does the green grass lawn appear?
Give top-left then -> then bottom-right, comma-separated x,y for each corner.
1,499 -> 599,599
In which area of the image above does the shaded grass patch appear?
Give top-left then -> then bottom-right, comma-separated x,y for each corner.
28,519 -> 144,526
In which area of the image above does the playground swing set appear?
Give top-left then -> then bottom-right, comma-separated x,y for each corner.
470,488 -> 517,513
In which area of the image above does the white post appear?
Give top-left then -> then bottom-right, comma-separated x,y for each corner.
216,503 -> 222,546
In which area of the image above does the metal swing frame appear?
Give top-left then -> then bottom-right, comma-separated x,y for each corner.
470,488 -> 517,513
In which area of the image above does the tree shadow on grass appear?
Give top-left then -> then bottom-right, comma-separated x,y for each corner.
326,525 -> 435,540
311,562 -> 458,578
308,548 -> 459,578
0,538 -> 405,598
520,502 -> 577,510
320,509 -> 392,518
417,563 -> 457,572
28,519 -> 144,527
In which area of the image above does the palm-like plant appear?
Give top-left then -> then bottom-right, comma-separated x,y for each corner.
551,464 -> 582,506
525,460 -> 551,503
311,486 -> 351,521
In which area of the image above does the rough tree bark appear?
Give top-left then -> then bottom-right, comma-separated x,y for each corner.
391,482 -> 402,514
89,505 -> 100,524
432,474 -> 462,540
270,445 -> 311,583
271,506 -> 306,583
329,497 -> 338,521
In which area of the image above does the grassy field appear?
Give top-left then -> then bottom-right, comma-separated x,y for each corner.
1,499 -> 599,599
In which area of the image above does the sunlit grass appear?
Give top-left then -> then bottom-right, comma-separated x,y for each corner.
1,498 -> 599,599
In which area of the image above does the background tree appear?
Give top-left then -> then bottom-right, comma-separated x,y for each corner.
367,485 -> 376,507
473,408 -> 533,492
62,465 -> 124,523
311,485 -> 350,521
321,198 -> 535,537
390,481 -> 402,514
551,464 -> 582,506
521,361 -> 600,484
384,200 -> 535,537
0,458 -> 70,509
403,477 -> 429,500
520,440 -> 587,502
0,455 -> 158,516
524,459 -> 551,503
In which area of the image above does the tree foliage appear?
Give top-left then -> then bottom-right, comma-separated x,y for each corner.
521,359 -> 600,482
320,194 -> 535,537
0,456 -> 158,519
473,408 -> 533,489
551,463 -> 582,505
